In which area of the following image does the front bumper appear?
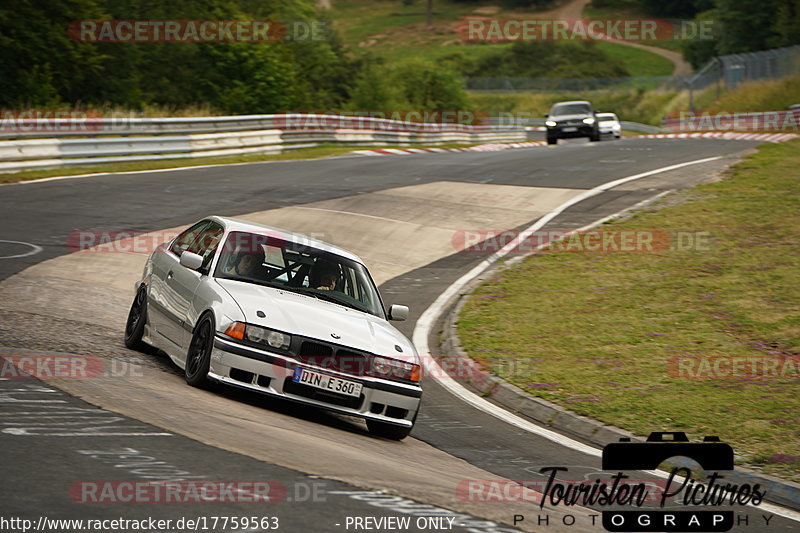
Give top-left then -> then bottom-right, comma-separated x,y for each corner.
547,125 -> 596,138
210,335 -> 422,427
599,126 -> 620,135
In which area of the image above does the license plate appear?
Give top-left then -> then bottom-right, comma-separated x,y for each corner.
562,127 -> 577,132
293,368 -> 362,398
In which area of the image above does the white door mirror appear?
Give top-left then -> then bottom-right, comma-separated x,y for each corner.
180,251 -> 204,271
388,304 -> 409,321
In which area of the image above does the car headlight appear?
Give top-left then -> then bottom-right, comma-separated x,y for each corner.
372,357 -> 392,375
265,330 -> 290,349
369,355 -> 421,382
224,321 -> 291,350
248,326 -> 291,350
583,117 -> 595,124
545,120 -> 557,127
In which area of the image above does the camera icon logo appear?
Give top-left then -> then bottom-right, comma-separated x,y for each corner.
603,431 -> 734,471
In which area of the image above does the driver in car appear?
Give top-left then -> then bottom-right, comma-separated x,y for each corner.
310,260 -> 339,290
316,272 -> 337,291
226,250 -> 264,278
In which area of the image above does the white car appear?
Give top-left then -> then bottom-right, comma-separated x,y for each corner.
597,112 -> 621,139
124,216 -> 421,439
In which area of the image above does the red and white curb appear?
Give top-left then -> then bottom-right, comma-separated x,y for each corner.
351,141 -> 546,156
642,132 -> 798,143
351,132 -> 798,157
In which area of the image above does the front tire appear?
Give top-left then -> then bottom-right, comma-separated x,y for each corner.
185,314 -> 215,389
124,286 -> 148,350
547,137 -> 558,145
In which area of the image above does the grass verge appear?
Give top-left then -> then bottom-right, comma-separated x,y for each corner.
595,41 -> 675,77
707,76 -> 800,112
457,139 -> 800,481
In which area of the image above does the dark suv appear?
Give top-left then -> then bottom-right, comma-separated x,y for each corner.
545,100 -> 600,144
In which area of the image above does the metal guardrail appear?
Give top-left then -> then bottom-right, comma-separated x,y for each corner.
0,111 -> 666,173
0,113 -> 522,140
0,114 -> 528,173
620,121 -> 661,134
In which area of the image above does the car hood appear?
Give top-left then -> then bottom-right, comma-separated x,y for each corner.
216,279 -> 418,362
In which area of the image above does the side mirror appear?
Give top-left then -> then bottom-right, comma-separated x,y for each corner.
388,304 -> 409,321
544,113 -> 549,118
180,251 -> 204,271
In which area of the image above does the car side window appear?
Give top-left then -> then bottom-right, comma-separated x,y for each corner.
189,222 -> 225,268
170,220 -> 211,257
189,222 -> 225,269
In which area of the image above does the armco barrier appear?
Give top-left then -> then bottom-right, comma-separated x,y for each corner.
620,120 -> 660,134
0,113 -> 519,140
0,114 -> 528,173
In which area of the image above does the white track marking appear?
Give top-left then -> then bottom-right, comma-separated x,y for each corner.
292,206 -> 421,226
1,155 -> 364,187
0,240 -> 43,259
412,155 -> 800,523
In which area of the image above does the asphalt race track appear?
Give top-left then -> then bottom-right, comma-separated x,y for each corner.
2,137 -> 797,532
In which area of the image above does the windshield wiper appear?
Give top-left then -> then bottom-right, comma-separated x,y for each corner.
290,287 -> 365,311
221,275 -> 282,290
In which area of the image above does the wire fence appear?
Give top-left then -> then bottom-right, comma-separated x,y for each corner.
465,45 -> 800,95
683,45 -> 800,111
465,75 -> 691,92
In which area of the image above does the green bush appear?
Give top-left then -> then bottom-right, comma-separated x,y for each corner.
388,58 -> 470,110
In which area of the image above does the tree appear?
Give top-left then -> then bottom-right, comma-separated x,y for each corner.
716,0 -> 782,54
0,0 -> 109,107
681,9 -> 719,69
774,0 -> 800,47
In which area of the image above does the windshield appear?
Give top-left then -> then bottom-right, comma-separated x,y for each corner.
214,231 -> 385,318
597,113 -> 618,121
550,104 -> 592,116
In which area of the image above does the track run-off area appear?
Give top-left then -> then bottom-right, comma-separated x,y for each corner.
1,136 -> 798,533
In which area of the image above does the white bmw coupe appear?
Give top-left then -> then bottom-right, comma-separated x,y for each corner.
124,216 -> 421,439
